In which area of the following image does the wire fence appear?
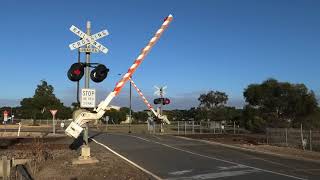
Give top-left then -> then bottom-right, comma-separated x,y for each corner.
266,128 -> 320,151
146,121 -> 247,135
0,119 -> 73,134
8,119 -> 320,152
92,120 -> 245,135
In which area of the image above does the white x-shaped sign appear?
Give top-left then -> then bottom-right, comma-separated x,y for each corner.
69,25 -> 109,54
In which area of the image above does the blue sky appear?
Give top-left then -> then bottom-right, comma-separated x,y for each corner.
0,0 -> 319,110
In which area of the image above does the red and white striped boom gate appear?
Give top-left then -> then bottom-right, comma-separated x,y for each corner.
66,14 -> 173,138
129,78 -> 156,115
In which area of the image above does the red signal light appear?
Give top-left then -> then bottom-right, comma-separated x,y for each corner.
73,69 -> 81,75
67,63 -> 85,82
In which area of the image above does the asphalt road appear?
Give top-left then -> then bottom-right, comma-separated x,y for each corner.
90,132 -> 320,180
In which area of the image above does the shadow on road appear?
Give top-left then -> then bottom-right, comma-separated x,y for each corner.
69,134 -> 83,150
69,132 -> 104,150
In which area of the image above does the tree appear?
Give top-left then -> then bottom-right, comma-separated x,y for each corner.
243,78 -> 318,130
103,107 -> 132,124
242,105 -> 266,132
105,108 -> 125,124
198,91 -> 228,110
197,90 -> 229,121
300,107 -> 320,129
133,111 -> 148,123
120,107 -> 131,115
19,80 -> 72,121
71,102 -> 80,111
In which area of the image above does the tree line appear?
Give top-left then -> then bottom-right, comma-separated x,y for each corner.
1,81 -> 73,121
165,78 -> 319,132
0,80 -> 150,124
1,78 -> 319,132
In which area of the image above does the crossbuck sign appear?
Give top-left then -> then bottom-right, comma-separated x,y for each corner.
69,25 -> 109,53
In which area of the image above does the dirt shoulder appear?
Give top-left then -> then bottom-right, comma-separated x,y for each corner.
177,134 -> 320,164
0,136 -> 150,180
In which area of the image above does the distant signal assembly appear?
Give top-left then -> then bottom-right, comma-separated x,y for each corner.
154,98 -> 170,105
129,77 -> 170,124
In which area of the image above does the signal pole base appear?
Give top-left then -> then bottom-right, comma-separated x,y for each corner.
160,123 -> 164,133
72,145 -> 99,165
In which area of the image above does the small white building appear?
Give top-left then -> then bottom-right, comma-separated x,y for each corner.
107,105 -> 121,111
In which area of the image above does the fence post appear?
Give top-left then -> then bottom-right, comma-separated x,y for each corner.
105,116 -> 108,132
233,121 -> 235,134
177,121 -> 180,135
200,121 -> 202,134
184,121 -> 186,135
300,123 -> 305,151
266,128 -> 269,145
192,121 -> 194,134
310,129 -> 312,151
2,156 -> 9,180
285,128 -> 288,147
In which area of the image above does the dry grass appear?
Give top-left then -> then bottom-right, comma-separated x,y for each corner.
28,138 -> 52,175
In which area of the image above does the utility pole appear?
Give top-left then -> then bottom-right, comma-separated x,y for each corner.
83,21 -> 91,146
160,87 -> 163,115
160,87 -> 163,132
76,46 -> 81,105
129,77 -> 132,133
85,21 -> 91,89
67,20 -> 110,165
10,107 -> 13,123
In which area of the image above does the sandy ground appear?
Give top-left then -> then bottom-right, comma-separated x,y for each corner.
239,143 -> 320,162
0,136 -> 150,180
182,134 -> 320,163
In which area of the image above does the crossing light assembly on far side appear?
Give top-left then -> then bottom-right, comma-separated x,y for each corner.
163,98 -> 170,105
154,98 -> 171,105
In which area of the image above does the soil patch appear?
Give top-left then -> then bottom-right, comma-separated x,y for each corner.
0,136 -> 150,180
179,133 -> 320,163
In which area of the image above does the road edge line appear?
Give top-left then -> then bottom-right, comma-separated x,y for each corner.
91,138 -> 162,180
126,134 -> 307,180
153,136 -> 307,180
175,136 -> 320,165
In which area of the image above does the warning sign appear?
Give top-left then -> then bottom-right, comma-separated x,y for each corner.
81,88 -> 96,108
